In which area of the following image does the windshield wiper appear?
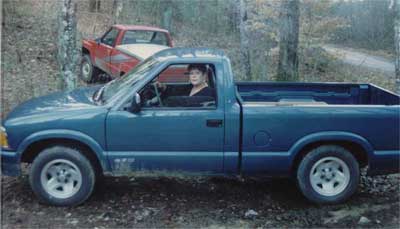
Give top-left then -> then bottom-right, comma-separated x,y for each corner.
93,85 -> 106,104
93,79 -> 118,104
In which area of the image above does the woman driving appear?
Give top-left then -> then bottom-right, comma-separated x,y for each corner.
187,64 -> 215,97
144,63 -> 215,107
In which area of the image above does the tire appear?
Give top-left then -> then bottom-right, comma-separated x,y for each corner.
29,146 -> 96,206
296,145 -> 359,204
80,54 -> 99,83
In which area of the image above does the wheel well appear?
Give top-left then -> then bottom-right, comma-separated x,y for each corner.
21,138 -> 103,175
291,140 -> 369,176
82,47 -> 90,55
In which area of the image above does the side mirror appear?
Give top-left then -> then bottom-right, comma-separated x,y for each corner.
129,93 -> 141,113
95,38 -> 101,45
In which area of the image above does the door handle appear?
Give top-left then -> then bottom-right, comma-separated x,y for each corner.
206,119 -> 223,128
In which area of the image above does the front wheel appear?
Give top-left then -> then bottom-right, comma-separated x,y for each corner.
80,54 -> 99,83
296,145 -> 359,204
29,146 -> 96,206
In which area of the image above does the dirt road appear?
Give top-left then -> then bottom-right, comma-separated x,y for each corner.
323,45 -> 395,74
1,172 -> 399,228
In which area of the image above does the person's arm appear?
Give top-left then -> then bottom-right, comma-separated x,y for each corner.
154,81 -> 167,92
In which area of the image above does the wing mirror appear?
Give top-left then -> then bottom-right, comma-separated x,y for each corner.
129,93 -> 141,113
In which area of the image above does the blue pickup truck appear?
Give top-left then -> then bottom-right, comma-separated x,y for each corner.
1,48 -> 399,206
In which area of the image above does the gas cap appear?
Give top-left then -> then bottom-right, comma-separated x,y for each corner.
253,131 -> 272,146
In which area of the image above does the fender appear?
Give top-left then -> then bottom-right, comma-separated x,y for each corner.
82,39 -> 96,62
17,129 -> 110,171
288,131 -> 374,163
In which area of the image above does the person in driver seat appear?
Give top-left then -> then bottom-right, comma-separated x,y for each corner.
146,64 -> 216,107
186,64 -> 215,97
157,64 -> 215,97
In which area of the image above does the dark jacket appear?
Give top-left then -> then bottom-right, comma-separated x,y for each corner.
190,86 -> 215,98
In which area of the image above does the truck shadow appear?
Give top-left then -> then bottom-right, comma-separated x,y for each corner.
91,176 -> 310,209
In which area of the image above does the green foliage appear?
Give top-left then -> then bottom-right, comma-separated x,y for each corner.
330,0 -> 395,52
300,0 -> 346,46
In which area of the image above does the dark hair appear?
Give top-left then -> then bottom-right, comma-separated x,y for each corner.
187,64 -> 207,74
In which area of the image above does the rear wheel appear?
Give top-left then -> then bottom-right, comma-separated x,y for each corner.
296,145 -> 359,204
29,146 -> 96,206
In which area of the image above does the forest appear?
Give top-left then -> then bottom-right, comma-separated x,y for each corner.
1,0 -> 399,118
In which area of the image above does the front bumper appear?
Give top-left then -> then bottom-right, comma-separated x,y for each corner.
1,149 -> 20,176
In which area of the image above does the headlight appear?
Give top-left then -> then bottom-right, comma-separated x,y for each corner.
0,126 -> 9,149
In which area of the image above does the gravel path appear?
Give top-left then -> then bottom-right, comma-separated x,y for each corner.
1,172 -> 399,228
323,45 -> 395,74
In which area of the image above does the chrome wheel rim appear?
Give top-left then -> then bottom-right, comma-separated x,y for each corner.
309,157 -> 350,196
40,159 -> 82,199
81,62 -> 91,80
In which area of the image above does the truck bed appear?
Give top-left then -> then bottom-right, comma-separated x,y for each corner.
236,82 -> 400,105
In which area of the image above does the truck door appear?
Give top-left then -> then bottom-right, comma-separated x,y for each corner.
106,63 -> 225,173
95,28 -> 119,75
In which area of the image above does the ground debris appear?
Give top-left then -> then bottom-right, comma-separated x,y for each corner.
244,209 -> 259,219
1,174 -> 399,228
358,216 -> 371,225
323,204 -> 391,224
133,208 -> 152,222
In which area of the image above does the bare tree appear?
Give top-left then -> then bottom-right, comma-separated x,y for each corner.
89,0 -> 101,13
57,0 -> 79,91
391,0 -> 400,94
237,0 -> 251,80
277,0 -> 300,81
161,0 -> 173,32
112,0 -> 123,24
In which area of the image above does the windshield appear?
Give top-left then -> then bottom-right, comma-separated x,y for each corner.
101,57 -> 160,103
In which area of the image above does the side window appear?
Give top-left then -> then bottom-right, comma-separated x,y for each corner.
102,28 -> 119,46
139,63 -> 217,109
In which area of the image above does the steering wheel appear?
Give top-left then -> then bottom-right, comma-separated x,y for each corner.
151,82 -> 164,106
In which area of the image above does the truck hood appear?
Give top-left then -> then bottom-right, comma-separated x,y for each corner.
5,86 -> 101,121
116,44 -> 169,60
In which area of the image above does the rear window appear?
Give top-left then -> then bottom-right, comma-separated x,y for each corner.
122,30 -> 169,46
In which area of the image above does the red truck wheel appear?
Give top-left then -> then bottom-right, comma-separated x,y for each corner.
80,55 -> 99,83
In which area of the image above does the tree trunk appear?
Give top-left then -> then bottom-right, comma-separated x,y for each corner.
57,0 -> 79,91
89,0 -> 101,13
161,0 -> 173,32
237,0 -> 251,80
112,0 -> 123,24
277,0 -> 300,81
394,0 -> 400,94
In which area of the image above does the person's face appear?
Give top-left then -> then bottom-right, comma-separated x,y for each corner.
189,69 -> 206,86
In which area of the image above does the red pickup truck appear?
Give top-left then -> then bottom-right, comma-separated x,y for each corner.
81,25 -> 173,82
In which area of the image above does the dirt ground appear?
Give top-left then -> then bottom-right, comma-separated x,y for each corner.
1,171 -> 399,228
